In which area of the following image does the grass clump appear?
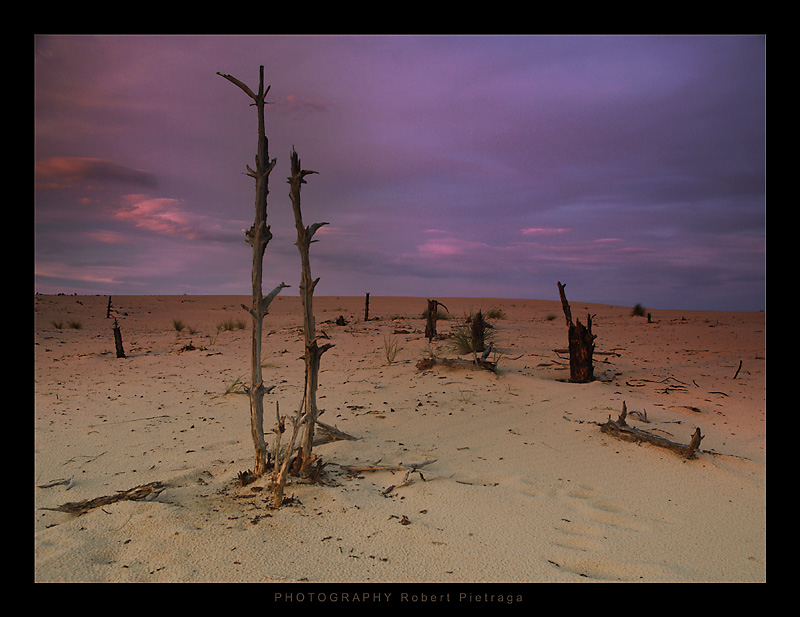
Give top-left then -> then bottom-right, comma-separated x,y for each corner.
449,310 -> 495,355
217,318 -> 247,332
383,335 -> 403,364
67,320 -> 83,329
172,319 -> 186,332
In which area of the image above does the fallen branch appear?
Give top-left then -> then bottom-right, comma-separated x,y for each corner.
39,481 -> 168,515
314,419 -> 358,445
600,402 -> 703,459
341,459 -> 437,486
416,357 -> 496,372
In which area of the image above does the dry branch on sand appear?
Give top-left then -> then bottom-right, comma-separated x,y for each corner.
341,458 -> 437,490
39,481 -> 169,516
600,402 -> 703,459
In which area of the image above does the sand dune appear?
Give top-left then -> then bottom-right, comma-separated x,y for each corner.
34,294 -> 765,583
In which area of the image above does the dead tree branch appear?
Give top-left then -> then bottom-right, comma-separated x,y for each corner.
600,402 -> 703,459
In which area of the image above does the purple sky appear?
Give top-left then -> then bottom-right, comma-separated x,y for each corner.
34,35 -> 765,311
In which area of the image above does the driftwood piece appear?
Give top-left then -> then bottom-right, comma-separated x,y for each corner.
314,419 -> 358,445
600,402 -> 703,459
40,481 -> 168,516
342,459 -> 437,488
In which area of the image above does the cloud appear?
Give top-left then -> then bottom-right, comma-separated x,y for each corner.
34,156 -> 157,188
521,227 -> 571,236
114,196 -> 201,240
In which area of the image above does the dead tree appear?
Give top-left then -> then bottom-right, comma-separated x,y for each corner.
557,281 -> 596,383
288,147 -> 333,478
364,292 -> 370,321
218,66 -> 288,477
425,299 -> 448,341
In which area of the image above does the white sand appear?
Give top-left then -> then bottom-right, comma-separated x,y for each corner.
34,294 -> 765,583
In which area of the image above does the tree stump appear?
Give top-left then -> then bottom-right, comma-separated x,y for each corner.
425,299 -> 438,342
424,299 -> 448,342
112,318 -> 125,358
557,281 -> 596,383
470,309 -> 486,353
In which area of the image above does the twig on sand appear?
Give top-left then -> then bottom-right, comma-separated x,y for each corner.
39,481 -> 169,515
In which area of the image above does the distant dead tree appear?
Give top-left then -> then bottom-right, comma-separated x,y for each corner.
218,66 -> 288,477
557,281 -> 596,383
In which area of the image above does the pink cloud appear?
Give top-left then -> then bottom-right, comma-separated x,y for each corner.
34,156 -> 156,187
416,237 -> 491,258
114,196 -> 200,240
520,227 -> 571,236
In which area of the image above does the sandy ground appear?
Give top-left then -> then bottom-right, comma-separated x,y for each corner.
33,294 -> 765,583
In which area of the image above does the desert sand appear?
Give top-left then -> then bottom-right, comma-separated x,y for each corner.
34,294 -> 765,583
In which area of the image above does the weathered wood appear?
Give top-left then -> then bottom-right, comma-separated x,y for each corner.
40,481 -> 168,516
364,292 -> 370,321
557,281 -> 596,383
425,299 -> 438,341
288,147 -> 332,479
218,66 -> 287,477
471,309 -> 486,353
112,318 -> 125,358
600,402 -> 704,459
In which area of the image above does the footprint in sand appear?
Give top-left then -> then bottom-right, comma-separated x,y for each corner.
545,481 -> 666,581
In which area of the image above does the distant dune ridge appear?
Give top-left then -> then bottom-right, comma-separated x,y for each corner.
34,294 -> 765,583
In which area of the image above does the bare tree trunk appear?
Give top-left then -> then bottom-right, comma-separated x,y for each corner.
425,299 -> 447,341
288,147 -> 333,478
364,292 -> 370,321
557,281 -> 596,383
218,66 -> 287,476
112,318 -> 125,358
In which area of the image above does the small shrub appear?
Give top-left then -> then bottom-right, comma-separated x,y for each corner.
383,335 -> 402,364
172,319 -> 186,332
485,308 -> 505,320
545,314 -> 557,321
630,303 -> 647,317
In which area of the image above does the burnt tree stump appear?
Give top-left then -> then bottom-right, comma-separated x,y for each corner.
557,281 -> 596,383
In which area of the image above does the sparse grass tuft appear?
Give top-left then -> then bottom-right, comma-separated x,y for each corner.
383,335 -> 403,364
51,320 -> 63,329
172,319 -> 186,332
485,308 -> 506,320
217,318 -> 247,332
67,320 -> 82,329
